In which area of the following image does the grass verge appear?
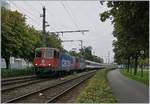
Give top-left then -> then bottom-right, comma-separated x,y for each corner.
121,69 -> 149,86
1,67 -> 34,78
76,69 -> 117,103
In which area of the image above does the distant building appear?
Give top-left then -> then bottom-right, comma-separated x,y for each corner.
1,57 -> 32,69
1,58 -> 6,68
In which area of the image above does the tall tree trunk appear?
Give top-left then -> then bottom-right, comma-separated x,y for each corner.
140,64 -> 143,77
134,54 -> 138,75
4,57 -> 10,69
127,57 -> 130,73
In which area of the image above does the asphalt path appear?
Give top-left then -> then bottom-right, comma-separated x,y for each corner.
107,69 -> 149,103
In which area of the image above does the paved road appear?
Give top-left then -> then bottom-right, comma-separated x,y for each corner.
107,69 -> 149,103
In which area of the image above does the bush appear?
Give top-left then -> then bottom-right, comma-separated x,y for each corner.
1,67 -> 34,78
121,69 -> 149,86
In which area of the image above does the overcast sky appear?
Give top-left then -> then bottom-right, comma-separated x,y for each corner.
9,1 -> 115,63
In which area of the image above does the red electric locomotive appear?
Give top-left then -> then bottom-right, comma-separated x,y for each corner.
33,47 -> 60,76
33,47 -> 102,77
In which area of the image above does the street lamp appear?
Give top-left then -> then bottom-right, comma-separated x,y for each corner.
140,50 -> 144,55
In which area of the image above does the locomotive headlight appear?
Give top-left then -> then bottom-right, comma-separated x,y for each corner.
48,64 -> 51,66
35,64 -> 37,66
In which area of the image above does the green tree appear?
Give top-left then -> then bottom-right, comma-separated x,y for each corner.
82,46 -> 93,60
69,51 -> 80,57
100,1 -> 149,75
92,55 -> 103,63
68,46 -> 103,63
46,32 -> 62,49
2,7 -> 28,69
19,26 -> 43,62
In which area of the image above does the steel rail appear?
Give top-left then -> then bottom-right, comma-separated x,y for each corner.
45,73 -> 94,103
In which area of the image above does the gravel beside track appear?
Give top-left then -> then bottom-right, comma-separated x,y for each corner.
51,80 -> 88,103
2,70 -> 96,103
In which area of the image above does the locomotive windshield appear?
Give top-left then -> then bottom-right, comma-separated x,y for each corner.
45,49 -> 53,58
35,48 -> 59,58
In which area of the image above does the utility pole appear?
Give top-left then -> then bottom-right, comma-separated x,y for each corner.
78,40 -> 83,55
78,40 -> 83,50
108,51 -> 110,64
40,6 -> 49,47
42,6 -> 46,46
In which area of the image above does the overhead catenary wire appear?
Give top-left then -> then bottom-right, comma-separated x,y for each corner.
39,1 -> 80,31
10,1 -> 41,28
61,1 -> 87,49
10,2 -> 39,28
23,1 -> 41,14
11,2 -> 37,20
43,8 -> 60,32
46,8 -> 68,31
60,1 -> 79,30
65,1 -> 81,29
10,1 -> 87,41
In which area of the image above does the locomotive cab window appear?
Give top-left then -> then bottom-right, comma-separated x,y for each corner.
35,49 -> 42,57
54,51 -> 59,58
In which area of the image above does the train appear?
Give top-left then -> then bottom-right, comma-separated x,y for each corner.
33,47 -> 104,77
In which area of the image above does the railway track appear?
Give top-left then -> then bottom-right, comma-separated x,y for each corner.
46,75 -> 91,103
2,78 -> 48,92
2,75 -> 36,85
3,70 -> 96,103
2,75 -> 44,92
